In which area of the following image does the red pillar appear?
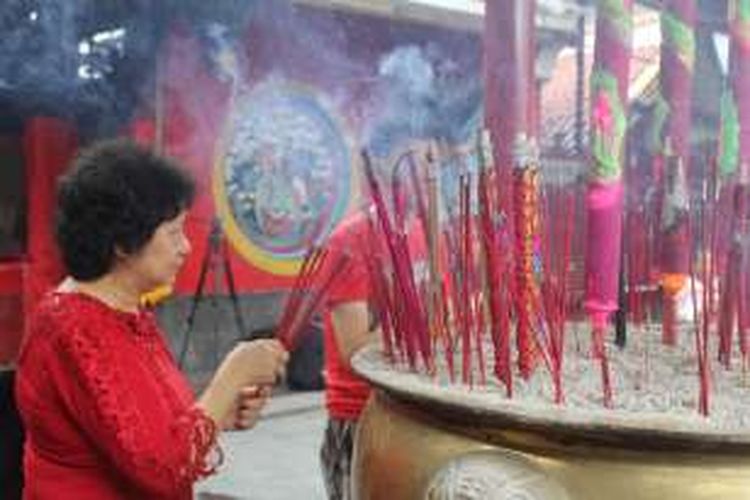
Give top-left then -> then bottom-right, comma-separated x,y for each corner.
719,0 -> 750,365
585,0 -> 633,406
658,0 -> 697,345
23,117 -> 78,331
484,0 -> 536,169
485,0 -> 540,379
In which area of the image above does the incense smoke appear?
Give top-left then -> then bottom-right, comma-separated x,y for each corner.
366,44 -> 481,159
0,0 -> 261,137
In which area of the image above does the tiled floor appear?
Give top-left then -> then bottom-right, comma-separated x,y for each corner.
196,391 -> 327,500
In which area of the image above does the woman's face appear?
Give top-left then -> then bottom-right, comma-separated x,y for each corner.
122,211 -> 191,292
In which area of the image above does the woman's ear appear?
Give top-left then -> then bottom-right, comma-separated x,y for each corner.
113,245 -> 130,260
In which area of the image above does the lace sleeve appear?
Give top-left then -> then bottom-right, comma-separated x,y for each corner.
53,314 -> 222,495
174,406 -> 224,480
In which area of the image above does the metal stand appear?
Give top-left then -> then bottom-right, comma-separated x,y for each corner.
178,217 -> 246,369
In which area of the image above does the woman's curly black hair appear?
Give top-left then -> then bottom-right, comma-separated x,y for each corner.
56,139 -> 196,281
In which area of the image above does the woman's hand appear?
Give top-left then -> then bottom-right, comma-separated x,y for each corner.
199,339 -> 288,427
223,385 -> 271,431
231,339 -> 289,386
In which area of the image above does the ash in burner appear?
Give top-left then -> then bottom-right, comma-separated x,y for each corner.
355,323 -> 750,435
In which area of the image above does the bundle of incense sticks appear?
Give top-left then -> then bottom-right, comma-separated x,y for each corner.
357,131 -> 572,398
424,143 -> 456,381
512,136 -> 544,381
689,179 -> 711,416
361,149 -> 432,371
437,148 -> 479,386
360,122 -> 600,406
406,147 -> 450,357
464,167 -> 488,387
539,184 -> 575,404
460,169 -> 481,385
360,214 -> 397,362
476,129 -> 513,395
276,246 -> 348,350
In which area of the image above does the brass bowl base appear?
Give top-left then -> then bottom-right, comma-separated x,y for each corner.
353,391 -> 750,500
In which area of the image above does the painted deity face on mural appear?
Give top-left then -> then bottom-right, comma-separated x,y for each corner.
252,142 -> 320,240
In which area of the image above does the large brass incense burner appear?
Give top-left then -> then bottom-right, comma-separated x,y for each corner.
351,345 -> 750,500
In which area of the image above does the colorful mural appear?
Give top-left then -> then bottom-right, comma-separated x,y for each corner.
213,81 -> 353,276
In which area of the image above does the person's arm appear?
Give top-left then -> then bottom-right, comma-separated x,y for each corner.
331,300 -> 379,367
51,321 -> 285,496
326,216 -> 378,366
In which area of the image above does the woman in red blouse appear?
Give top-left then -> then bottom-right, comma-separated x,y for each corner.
15,139 -> 288,499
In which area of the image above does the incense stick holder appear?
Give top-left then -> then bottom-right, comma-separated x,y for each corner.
351,343 -> 750,500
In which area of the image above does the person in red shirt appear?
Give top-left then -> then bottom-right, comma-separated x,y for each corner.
319,209 -> 377,500
320,148 -> 428,500
15,139 -> 288,499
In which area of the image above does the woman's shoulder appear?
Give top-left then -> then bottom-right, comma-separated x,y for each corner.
34,291 -> 100,321
19,292 -> 102,367
30,292 -> 121,343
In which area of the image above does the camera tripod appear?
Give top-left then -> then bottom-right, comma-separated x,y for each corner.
178,217 -> 246,369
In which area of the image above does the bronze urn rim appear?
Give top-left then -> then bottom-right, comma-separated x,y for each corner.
353,344 -> 750,454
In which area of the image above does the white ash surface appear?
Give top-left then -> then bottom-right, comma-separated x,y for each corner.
355,323 -> 750,436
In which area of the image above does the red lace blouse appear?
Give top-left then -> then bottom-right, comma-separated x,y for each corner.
15,292 -> 220,499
